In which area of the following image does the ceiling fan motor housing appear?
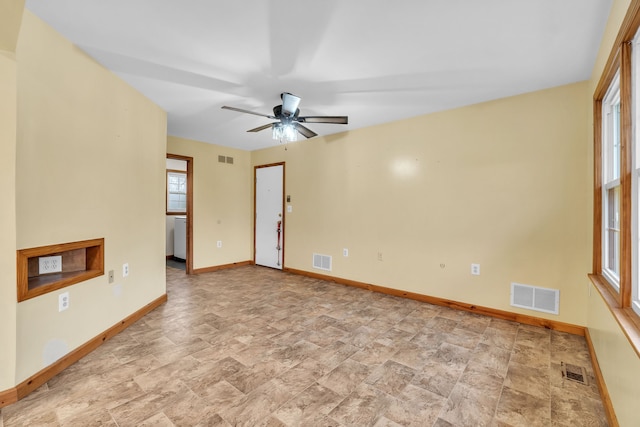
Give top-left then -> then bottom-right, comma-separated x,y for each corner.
273,105 -> 300,120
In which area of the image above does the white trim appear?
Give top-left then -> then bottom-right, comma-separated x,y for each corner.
167,171 -> 187,213
602,71 -> 622,291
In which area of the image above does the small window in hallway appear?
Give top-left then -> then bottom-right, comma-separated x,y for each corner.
167,171 -> 187,214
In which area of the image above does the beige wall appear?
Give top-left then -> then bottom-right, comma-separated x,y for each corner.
0,0 -> 24,52
253,81 -> 590,326
587,290 -> 640,425
167,136 -> 252,269
0,51 -> 18,391
0,0 -> 23,392
585,0 -> 640,425
14,11 -> 167,382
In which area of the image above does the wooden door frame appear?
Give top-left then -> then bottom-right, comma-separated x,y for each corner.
254,162 -> 285,268
167,153 -> 194,274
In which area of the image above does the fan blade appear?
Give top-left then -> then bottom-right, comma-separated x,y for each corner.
294,123 -> 317,139
298,116 -> 348,124
281,93 -> 301,117
221,106 -> 276,119
247,123 -> 275,133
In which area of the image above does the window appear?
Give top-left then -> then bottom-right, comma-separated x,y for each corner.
602,73 -> 621,290
167,171 -> 187,214
592,0 -> 640,349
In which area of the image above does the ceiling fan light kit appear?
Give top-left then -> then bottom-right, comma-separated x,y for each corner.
272,123 -> 298,142
222,92 -> 348,143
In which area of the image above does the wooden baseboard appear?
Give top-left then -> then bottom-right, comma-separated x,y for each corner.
585,328 -> 619,426
0,387 -> 17,408
284,267 -> 585,336
193,260 -> 252,274
0,293 -> 167,408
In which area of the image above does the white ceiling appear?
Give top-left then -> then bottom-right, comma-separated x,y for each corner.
25,0 -> 612,151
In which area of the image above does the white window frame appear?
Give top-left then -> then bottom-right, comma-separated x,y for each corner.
602,72 -> 622,291
167,171 -> 187,214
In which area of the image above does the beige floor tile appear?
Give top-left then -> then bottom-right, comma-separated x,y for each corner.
350,341 -> 399,366
412,359 -> 465,398
138,412 -> 175,427
458,362 -> 504,400
550,384 -> 608,427
0,266 -> 608,427
510,342 -> 551,370
272,382 -> 343,426
328,383 -> 393,426
469,342 -> 512,377
443,327 -> 483,349
438,381 -> 499,427
318,358 -> 373,396
504,361 -> 550,400
480,326 -> 517,351
456,313 -> 492,335
383,384 -> 446,426
495,386 -> 551,427
515,327 -> 551,349
108,379 -> 192,426
55,379 -> 144,422
226,359 -> 290,393
218,379 -> 294,426
390,341 -> 435,370
365,360 -> 416,397
426,316 -> 459,333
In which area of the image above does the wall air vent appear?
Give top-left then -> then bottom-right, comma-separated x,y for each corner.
226,156 -> 234,164
218,155 -> 226,163
510,282 -> 559,315
313,253 -> 332,271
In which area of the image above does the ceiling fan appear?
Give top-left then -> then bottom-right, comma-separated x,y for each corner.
221,92 -> 348,141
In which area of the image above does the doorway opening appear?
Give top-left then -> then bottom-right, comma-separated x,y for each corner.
166,154 -> 194,274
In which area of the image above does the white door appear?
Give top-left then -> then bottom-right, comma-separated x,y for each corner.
255,164 -> 284,269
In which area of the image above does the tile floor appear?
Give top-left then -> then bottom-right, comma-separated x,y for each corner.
0,266 -> 608,426
166,257 -> 186,270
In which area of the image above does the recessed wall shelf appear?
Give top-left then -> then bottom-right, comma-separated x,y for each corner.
17,238 -> 104,302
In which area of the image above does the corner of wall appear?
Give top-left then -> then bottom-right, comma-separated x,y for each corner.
0,37 -> 18,392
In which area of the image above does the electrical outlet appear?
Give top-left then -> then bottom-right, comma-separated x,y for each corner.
217,240 -> 222,248
108,270 -> 114,283
377,252 -> 383,261
471,263 -> 480,275
39,255 -> 62,274
287,205 -> 293,213
343,248 -> 349,257
123,263 -> 129,277
58,292 -> 69,312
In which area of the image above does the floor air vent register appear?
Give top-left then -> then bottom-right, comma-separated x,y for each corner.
561,362 -> 588,385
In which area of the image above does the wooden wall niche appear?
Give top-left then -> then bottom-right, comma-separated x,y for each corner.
17,238 -> 104,302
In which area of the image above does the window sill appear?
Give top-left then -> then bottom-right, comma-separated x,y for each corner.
589,274 -> 640,359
